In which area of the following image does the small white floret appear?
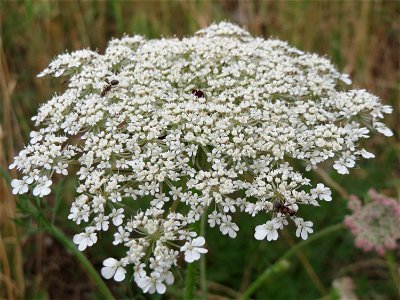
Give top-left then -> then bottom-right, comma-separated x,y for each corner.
180,236 -> 208,263
73,227 -> 97,251
254,220 -> 280,241
32,177 -> 52,197
101,258 -> 126,282
312,183 -> 332,201
295,218 -> 313,240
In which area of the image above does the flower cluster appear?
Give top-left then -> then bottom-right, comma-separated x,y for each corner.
344,189 -> 400,255
10,22 -> 392,293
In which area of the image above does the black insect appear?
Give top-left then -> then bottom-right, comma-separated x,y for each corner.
192,89 -> 205,98
157,133 -> 167,140
100,79 -> 119,97
273,200 -> 296,217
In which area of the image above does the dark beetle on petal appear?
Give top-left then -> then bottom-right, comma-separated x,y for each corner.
192,89 -> 205,98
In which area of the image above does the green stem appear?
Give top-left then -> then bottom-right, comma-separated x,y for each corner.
240,223 -> 345,300
32,202 -> 115,299
184,260 -> 197,300
200,214 -> 207,298
184,218 -> 204,300
170,198 -> 180,212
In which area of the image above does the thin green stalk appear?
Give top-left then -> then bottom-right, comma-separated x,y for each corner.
184,218 -> 204,299
240,223 -> 345,300
184,260 -> 197,300
200,214 -> 207,298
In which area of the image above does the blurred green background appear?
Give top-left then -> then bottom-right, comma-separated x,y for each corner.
0,1 -> 399,299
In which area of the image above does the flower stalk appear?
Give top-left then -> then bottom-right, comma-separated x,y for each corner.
200,214 -> 208,298
184,220 -> 199,300
184,259 -> 197,300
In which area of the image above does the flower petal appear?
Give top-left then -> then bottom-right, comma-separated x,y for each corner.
103,258 -> 117,267
114,267 -> 126,282
101,266 -> 116,279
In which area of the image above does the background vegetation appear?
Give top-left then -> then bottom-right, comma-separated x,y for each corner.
0,1 -> 398,299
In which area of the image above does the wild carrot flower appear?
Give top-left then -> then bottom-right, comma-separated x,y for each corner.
10,22 -> 392,293
344,189 -> 400,255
